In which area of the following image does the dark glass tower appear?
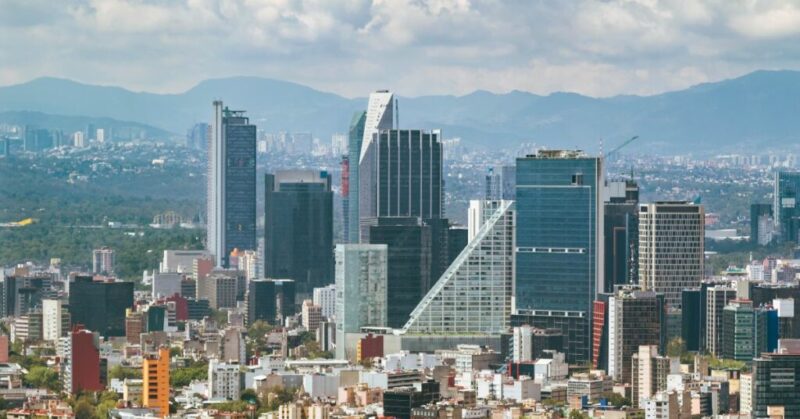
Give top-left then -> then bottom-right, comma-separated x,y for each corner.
207,101 -> 257,267
368,217 -> 432,328
347,112 -> 366,244
515,150 -> 602,363
264,170 -> 334,296
359,129 -> 443,241
246,279 -> 277,325
774,171 -> 800,243
603,179 -> 639,293
68,276 -> 133,337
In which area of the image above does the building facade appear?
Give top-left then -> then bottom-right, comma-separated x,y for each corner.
142,347 -> 170,417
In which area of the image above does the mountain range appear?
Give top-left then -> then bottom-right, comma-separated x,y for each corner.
1,70 -> 799,154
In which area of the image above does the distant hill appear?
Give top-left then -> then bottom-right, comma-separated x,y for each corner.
0,110 -> 171,140
1,70 -> 799,154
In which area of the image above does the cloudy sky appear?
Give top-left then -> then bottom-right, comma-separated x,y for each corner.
2,0 -> 800,97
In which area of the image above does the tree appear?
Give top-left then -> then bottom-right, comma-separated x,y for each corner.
568,410 -> 590,419
74,400 -> 95,419
108,365 -> 142,380
24,365 -> 60,392
600,392 -> 631,408
667,337 -> 686,358
240,389 -> 259,407
171,361 -> 208,388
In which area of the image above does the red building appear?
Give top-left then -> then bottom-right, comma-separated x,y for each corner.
357,334 -> 384,361
0,335 -> 8,363
67,327 -> 103,394
165,294 -> 189,321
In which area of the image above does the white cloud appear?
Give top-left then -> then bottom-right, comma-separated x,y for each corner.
0,0 -> 799,97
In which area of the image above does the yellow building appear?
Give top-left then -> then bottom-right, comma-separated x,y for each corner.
143,347 -> 170,417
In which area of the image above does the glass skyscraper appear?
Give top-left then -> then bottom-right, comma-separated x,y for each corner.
514,150 -> 602,363
264,170 -> 334,296
774,171 -> 800,243
346,112 -> 366,244
207,101 -> 257,267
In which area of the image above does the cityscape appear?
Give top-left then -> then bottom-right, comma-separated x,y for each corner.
2,2 -> 800,419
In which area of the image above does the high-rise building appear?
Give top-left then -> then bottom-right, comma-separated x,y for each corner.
358,129 -> 443,241
246,279 -> 276,325
721,300 -> 778,363
208,360 -> 242,400
92,247 -> 115,275
207,101 -> 257,267
68,276 -> 133,337
368,218 -> 431,328
514,150 -> 603,362
42,299 -> 69,342
274,279 -> 297,320
606,288 -> 665,384
681,288 -> 702,352
347,111 -> 367,244
749,282 -> 800,339
301,300 -> 322,332
341,155 -> 351,243
705,286 -> 737,357
603,180 -> 639,292
197,269 -> 241,309
774,171 -> 800,243
264,170 -> 333,296
61,327 -> 103,395
142,347 -> 170,417
335,244 -> 388,359
485,167 -> 502,200
312,284 -> 336,320
751,340 -> 800,418
403,200 -> 514,335
631,345 -> 670,407
750,203 -> 774,245
638,202 -> 704,308
187,123 -> 210,150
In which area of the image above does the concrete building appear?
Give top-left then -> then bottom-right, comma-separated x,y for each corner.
42,299 -> 69,342
631,345 -> 671,408
607,288 -> 665,384
142,348 -> 170,417
638,202 -> 704,308
151,272 -> 182,299
705,286 -> 737,357
197,269 -> 241,309
302,300 -> 323,332
312,284 -> 336,320
92,247 -> 115,275
160,250 -> 210,274
208,360 -> 242,400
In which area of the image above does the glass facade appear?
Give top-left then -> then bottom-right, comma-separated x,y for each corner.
68,275 -> 134,337
404,200 -> 514,335
264,171 -> 334,296
603,180 -> 639,293
515,150 -> 602,314
774,171 -> 800,243
246,279 -> 276,325
347,112 -> 366,243
752,352 -> 800,418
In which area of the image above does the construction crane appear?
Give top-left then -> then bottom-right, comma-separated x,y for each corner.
604,135 -> 640,160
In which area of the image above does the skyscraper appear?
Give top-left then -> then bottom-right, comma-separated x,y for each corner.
751,341 -> 800,418
246,279 -> 276,325
358,128 -> 443,241
514,150 -> 603,362
750,203 -> 774,245
92,247 -> 115,275
335,244 -> 388,359
403,200 -> 514,335
61,327 -> 103,395
207,101 -> 257,267
606,287 -> 665,384
347,112 -> 367,244
705,286 -> 737,357
264,170 -> 334,296
603,180 -> 639,292
368,218 -> 431,328
638,202 -> 704,308
774,171 -> 800,243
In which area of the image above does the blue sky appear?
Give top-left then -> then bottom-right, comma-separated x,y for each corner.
2,0 -> 800,97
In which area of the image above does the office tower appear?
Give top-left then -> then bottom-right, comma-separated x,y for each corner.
514,150 -> 603,363
774,171 -> 800,243
510,325 -> 564,363
143,347 -> 170,418
681,288 -> 702,352
751,341 -> 800,418
12,312 -> 43,343
246,279 -> 276,325
603,180 -> 639,292
302,300 -> 322,331
607,288 -> 665,384
42,299 -> 69,342
312,284 -> 336,319
368,218 -> 431,328
92,247 -> 115,275
631,345 -> 670,408
403,201 -> 514,335
0,137 -> 9,157
264,170 -> 334,295
1,273 -> 56,317
485,167 -> 502,200
208,360 -> 243,400
197,269 -> 240,309
721,299 -> 756,363
23,126 -> 53,152
62,327 -> 103,395
705,286 -> 737,357
638,202 -> 704,308
358,129 -> 443,241
750,203 -> 774,245
334,244 -> 388,359
501,166 -> 516,200
187,122 -> 210,150
207,101 -> 257,267
69,276 -> 134,337
72,131 -> 85,148
347,111 -> 367,243
342,155 -> 351,242
749,282 -> 800,339
383,381 -> 440,419
274,279 -> 297,319
360,90 -> 396,161
237,249 -> 259,282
